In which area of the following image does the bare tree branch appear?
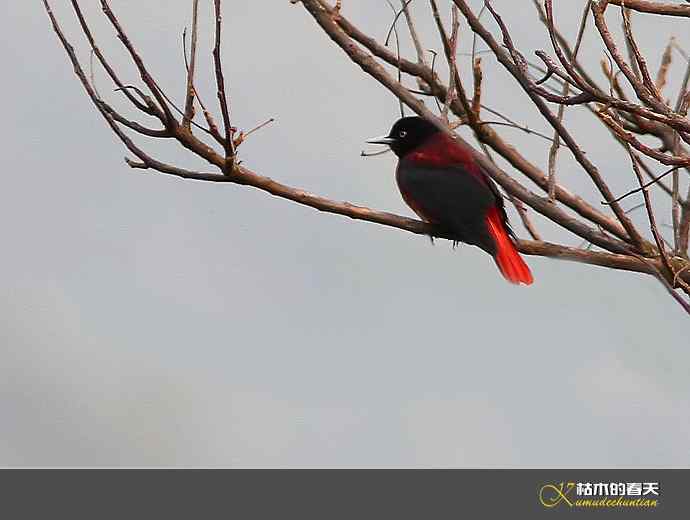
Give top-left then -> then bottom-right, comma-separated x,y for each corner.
42,0 -> 690,313
608,0 -> 690,18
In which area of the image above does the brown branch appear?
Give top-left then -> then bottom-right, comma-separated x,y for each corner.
442,6 -> 460,121
100,0 -> 176,126
675,51 -> 690,256
182,0 -> 200,129
455,0 -> 649,252
182,31 -> 224,144
42,0 -> 224,178
546,1 -> 591,202
620,7 -> 664,103
596,110 -> 690,166
136,153 -> 690,291
213,0 -> 235,165
508,193 -> 542,241
608,0 -> 690,17
627,149 -> 675,279
429,0 -> 463,120
472,58 -> 483,117
517,240 -> 686,281
98,100 -> 170,138
679,184 -> 690,256
400,0 -> 426,67
591,1 -> 672,117
533,0 -> 618,98
69,0 -> 152,115
536,0 -> 690,139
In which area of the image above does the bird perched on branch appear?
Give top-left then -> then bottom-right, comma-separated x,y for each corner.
367,116 -> 533,285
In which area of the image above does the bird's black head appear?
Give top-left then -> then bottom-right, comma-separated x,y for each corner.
366,116 -> 440,157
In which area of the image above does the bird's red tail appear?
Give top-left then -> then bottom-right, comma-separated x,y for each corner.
485,207 -> 533,285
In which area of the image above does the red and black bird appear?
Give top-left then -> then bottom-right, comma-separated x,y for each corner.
367,116 -> 533,285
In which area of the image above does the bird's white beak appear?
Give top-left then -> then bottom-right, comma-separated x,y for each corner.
366,135 -> 396,145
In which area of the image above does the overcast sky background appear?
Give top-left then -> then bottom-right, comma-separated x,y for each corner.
2,1 -> 688,466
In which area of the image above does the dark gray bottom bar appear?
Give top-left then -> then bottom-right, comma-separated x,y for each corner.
0,469 -> 684,518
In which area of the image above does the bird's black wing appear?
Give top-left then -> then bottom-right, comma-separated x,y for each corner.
396,159 -> 499,254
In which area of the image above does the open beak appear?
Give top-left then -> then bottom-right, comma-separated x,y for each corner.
366,135 -> 396,146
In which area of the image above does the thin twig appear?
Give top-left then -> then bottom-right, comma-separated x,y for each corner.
546,1 -> 590,202
182,0 -> 199,129
213,0 -> 235,166
234,118 -> 275,147
400,0 -> 426,66
385,0 -> 405,118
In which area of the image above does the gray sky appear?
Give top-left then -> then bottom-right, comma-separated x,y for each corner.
1,1 -> 688,467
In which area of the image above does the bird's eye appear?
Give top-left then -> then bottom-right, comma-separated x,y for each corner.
399,130 -> 407,138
